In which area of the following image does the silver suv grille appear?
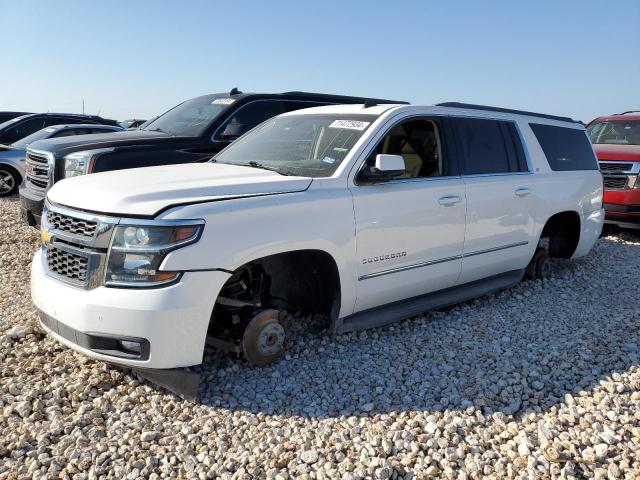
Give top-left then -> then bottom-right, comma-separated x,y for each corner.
42,203 -> 119,289
26,151 -> 51,194
47,210 -> 97,238
46,245 -> 89,284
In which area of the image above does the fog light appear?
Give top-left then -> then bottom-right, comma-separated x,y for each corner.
119,340 -> 142,354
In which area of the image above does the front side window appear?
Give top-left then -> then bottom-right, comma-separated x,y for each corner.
361,118 -> 447,179
587,120 -> 640,145
143,95 -> 234,137
216,100 -> 285,140
213,113 -> 378,177
530,123 -> 598,171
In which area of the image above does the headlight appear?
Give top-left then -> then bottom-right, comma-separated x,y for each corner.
63,148 -> 114,178
105,222 -> 203,287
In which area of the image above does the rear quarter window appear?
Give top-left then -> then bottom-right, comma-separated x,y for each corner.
529,123 -> 597,171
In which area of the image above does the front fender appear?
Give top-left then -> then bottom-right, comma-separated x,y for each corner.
158,188 -> 358,317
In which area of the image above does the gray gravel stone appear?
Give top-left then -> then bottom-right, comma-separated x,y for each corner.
1,196 -> 640,478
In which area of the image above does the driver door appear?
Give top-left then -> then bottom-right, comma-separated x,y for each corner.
349,116 -> 466,313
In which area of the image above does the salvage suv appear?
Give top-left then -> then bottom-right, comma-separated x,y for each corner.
587,111 -> 640,229
19,89 -> 405,226
32,102 -> 603,395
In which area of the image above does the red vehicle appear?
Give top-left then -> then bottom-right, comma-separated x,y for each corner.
587,111 -> 640,229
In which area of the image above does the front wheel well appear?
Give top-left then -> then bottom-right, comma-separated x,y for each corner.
539,211 -> 581,258
208,250 -> 341,342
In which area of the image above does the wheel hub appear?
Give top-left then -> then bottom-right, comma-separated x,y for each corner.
256,322 -> 285,356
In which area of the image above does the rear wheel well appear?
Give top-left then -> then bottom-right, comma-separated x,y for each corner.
540,211 -> 581,258
208,250 -> 341,343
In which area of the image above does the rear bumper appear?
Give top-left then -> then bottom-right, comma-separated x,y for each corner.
19,183 -> 44,227
31,248 -> 231,369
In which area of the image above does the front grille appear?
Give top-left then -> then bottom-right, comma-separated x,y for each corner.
26,151 -> 51,194
47,210 -> 97,238
46,245 -> 88,284
599,162 -> 634,174
603,176 -> 629,190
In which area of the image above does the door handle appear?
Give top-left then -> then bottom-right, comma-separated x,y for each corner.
438,195 -> 462,206
515,187 -> 531,197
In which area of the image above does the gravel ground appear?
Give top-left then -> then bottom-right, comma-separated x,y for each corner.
1,194 -> 639,479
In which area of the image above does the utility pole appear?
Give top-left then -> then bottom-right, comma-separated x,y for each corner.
82,99 -> 85,115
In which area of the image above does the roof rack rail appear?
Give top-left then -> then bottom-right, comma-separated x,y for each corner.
436,102 -> 578,124
616,110 -> 640,115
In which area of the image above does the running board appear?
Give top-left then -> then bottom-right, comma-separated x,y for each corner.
339,269 -> 525,333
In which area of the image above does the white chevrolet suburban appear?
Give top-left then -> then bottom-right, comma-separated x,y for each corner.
32,102 -> 603,391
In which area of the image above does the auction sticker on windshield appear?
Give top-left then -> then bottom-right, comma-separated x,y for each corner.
211,98 -> 236,105
329,120 -> 370,131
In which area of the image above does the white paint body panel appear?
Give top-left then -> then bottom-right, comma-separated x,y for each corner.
32,104 -> 604,368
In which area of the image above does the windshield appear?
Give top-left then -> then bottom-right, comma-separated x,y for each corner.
587,120 -> 640,145
0,115 -> 31,132
142,95 -> 234,137
11,127 -> 58,149
213,113 -> 378,177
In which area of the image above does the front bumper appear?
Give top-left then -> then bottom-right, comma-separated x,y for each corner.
603,202 -> 640,229
31,248 -> 230,369
19,183 -> 44,227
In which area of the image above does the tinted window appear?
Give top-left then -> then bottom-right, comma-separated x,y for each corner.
530,123 -> 597,171
217,100 -> 285,140
455,118 -> 512,174
1,117 -> 47,143
364,118 -> 447,178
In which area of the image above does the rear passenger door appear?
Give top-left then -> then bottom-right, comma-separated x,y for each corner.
452,117 -> 534,284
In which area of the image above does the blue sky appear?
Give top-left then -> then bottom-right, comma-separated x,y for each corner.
1,1 -> 638,122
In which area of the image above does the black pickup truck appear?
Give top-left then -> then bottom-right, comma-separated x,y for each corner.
20,89 -> 406,226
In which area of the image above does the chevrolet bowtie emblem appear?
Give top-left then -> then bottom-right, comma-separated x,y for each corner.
40,229 -> 52,245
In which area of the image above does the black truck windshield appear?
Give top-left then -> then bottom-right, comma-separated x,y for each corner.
213,114 -> 378,177
11,127 -> 57,149
587,120 -> 640,146
143,96 -> 234,137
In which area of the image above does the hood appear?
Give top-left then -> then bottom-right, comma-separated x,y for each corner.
28,129 -> 170,157
0,148 -> 26,161
593,144 -> 640,161
47,163 -> 312,217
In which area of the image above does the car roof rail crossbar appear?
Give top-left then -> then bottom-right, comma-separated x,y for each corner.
616,110 -> 640,115
436,102 -> 578,124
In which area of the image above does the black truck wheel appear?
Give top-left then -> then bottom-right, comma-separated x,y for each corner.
242,310 -> 285,366
525,247 -> 552,280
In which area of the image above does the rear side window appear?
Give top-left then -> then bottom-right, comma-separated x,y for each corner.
530,123 -> 597,171
455,118 -> 526,174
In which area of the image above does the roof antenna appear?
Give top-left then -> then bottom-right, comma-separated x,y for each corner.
229,87 -> 242,96
363,100 -> 377,108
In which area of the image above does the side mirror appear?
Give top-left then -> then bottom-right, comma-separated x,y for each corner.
220,122 -> 246,139
361,154 -> 405,181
